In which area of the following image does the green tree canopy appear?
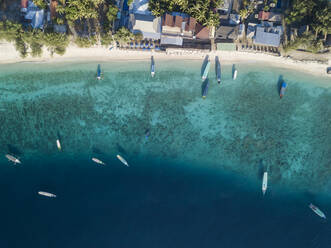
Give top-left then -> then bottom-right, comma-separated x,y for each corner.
148,0 -> 223,27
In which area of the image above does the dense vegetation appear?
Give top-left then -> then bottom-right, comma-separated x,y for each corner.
148,0 -> 223,27
284,0 -> 330,52
0,21 -> 69,57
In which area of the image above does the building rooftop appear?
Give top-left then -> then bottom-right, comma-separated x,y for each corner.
195,23 -> 210,39
254,26 -> 281,47
163,14 -> 174,27
131,14 -> 161,39
216,25 -> 238,40
160,35 -> 183,46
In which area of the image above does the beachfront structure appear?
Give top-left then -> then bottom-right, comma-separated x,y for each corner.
161,13 -> 199,46
247,23 -> 257,39
130,14 -> 161,40
215,25 -> 238,41
161,13 -> 197,38
238,24 -> 245,39
195,23 -> 210,40
216,43 -> 237,51
21,1 -> 44,29
258,11 -> 282,23
129,0 -> 161,40
253,23 -> 283,47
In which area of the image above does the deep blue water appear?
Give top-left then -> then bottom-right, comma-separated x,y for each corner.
0,61 -> 330,247
1,157 -> 330,248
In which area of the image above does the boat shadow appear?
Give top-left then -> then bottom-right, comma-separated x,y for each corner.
257,159 -> 265,180
201,78 -> 209,97
151,56 -> 154,68
277,75 -> 284,94
201,55 -> 209,78
92,146 -> 106,155
7,144 -> 23,157
116,143 -> 128,156
232,64 -> 236,76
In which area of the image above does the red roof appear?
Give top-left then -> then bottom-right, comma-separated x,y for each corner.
21,0 -> 28,8
185,17 -> 197,32
258,11 -> 270,21
163,14 -> 174,27
195,23 -> 210,39
174,16 -> 183,28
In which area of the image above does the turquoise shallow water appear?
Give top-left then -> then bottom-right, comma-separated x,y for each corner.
0,60 -> 331,247
0,60 -> 330,193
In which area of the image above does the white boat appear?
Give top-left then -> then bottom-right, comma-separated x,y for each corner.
262,172 -> 268,195
38,191 -> 57,198
92,157 -> 106,165
117,154 -> 129,167
309,203 -> 326,219
5,154 -> 21,164
233,69 -> 238,80
151,56 -> 155,77
56,139 -> 61,150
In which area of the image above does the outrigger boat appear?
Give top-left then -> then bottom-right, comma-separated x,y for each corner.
151,56 -> 155,77
309,203 -> 326,219
117,154 -> 129,167
262,172 -> 268,195
202,59 -> 210,80
5,154 -> 21,164
56,139 -> 61,150
232,65 -> 237,80
279,82 -> 287,99
145,129 -> 150,140
216,56 -> 221,84
92,157 -> 106,165
38,191 -> 57,198
202,80 -> 209,99
96,64 -> 102,80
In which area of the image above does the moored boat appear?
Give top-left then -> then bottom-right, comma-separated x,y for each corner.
202,59 -> 210,80
262,172 -> 268,195
38,191 -> 57,198
216,61 -> 221,84
117,154 -> 129,167
5,154 -> 21,164
92,157 -> 106,165
233,68 -> 237,80
97,64 -> 102,80
145,129 -> 150,139
309,203 -> 326,219
56,139 -> 61,150
151,56 -> 155,77
202,80 -> 209,99
279,82 -> 287,98
216,56 -> 221,84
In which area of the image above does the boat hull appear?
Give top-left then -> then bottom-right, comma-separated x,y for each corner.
117,155 -> 129,167
279,82 -> 287,98
309,203 -> 326,219
202,81 -> 209,99
262,172 -> 268,195
202,61 -> 210,80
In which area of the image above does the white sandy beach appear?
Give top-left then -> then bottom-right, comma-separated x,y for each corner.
0,41 -> 330,78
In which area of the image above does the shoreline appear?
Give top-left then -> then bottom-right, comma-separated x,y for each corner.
0,41 -> 330,79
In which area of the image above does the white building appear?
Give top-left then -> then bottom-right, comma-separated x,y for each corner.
129,0 -> 161,39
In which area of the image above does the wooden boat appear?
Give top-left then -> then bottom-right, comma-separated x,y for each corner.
279,82 -> 287,98
216,57 -> 221,84
202,59 -> 210,80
